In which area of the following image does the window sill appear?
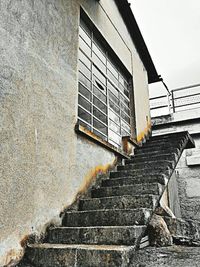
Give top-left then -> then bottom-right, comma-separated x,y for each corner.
75,124 -> 130,159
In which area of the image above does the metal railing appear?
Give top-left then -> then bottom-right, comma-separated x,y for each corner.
150,83 -> 200,117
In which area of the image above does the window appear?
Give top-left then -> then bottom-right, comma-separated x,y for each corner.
78,17 -> 132,149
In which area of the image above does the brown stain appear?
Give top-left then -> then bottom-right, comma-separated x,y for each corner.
4,248 -> 23,267
78,158 -> 117,195
20,235 -> 29,248
137,120 -> 151,143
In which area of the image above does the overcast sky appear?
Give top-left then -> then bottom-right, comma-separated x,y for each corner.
130,0 -> 200,96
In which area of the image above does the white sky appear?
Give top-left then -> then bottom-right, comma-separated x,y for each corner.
130,0 -> 200,97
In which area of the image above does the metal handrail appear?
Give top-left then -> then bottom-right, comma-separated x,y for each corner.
150,83 -> 200,116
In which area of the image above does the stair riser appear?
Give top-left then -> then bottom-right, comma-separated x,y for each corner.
110,168 -> 171,178
63,209 -> 152,227
117,162 -> 174,171
126,153 -> 177,164
79,195 -> 158,211
102,176 -> 166,187
141,139 -> 184,148
25,246 -> 134,267
48,226 -> 146,245
151,133 -> 188,140
91,184 -> 162,198
134,147 -> 180,155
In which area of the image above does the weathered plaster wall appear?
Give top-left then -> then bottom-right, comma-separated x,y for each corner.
152,112 -> 200,221
0,0 -> 151,265
0,1 -> 116,265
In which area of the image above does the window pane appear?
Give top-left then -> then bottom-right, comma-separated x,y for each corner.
80,19 -> 91,36
121,128 -> 130,137
109,129 -> 121,146
79,37 -> 91,56
109,100 -> 120,114
108,82 -> 119,97
78,119 -> 91,131
79,27 -> 91,47
79,50 -> 91,69
93,66 -> 106,85
121,102 -> 130,115
93,78 -> 106,93
121,111 -> 130,124
93,107 -> 107,124
79,61 -> 91,79
93,43 -> 106,63
93,118 -> 108,135
121,120 -> 131,134
79,72 -> 91,90
79,83 -> 92,101
94,96 -> 107,114
120,94 -> 130,107
93,53 -> 106,74
78,107 -> 91,124
107,61 -> 118,78
109,90 -> 120,106
119,83 -> 129,98
108,70 -> 118,87
109,119 -> 120,134
93,86 -> 107,103
78,95 -> 92,112
109,109 -> 120,124
119,74 -> 129,90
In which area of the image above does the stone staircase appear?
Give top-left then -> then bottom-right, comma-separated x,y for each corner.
18,131 -> 194,267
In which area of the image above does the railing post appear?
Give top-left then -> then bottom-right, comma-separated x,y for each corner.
167,92 -> 171,115
171,90 -> 176,113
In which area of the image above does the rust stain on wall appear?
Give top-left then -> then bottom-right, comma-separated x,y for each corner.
4,248 -> 23,267
137,120 -> 152,143
78,159 -> 117,195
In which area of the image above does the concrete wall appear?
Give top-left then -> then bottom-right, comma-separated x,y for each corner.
152,111 -> 200,221
0,0 -> 151,265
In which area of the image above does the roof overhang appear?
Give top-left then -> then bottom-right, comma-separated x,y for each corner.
114,0 -> 162,84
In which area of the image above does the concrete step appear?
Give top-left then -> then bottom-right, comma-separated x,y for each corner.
127,153 -> 178,164
79,194 -> 158,211
135,144 -> 182,154
134,147 -> 180,156
142,139 -> 184,147
102,175 -> 167,187
63,208 -> 152,227
151,131 -> 188,141
48,225 -> 146,246
110,168 -> 171,178
118,160 -> 174,171
25,243 -> 135,267
91,183 -> 163,198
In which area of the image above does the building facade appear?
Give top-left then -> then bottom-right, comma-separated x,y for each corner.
0,0 -> 160,265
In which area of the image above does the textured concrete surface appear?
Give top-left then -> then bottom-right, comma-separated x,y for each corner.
131,245 -> 200,267
152,113 -> 200,221
148,214 -> 173,247
15,132 -> 192,266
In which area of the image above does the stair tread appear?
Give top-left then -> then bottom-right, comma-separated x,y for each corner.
51,225 -> 146,229
94,184 -> 160,190
28,243 -> 134,251
84,194 -> 157,201
65,208 -> 151,214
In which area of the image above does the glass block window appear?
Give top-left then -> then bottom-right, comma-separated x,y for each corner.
78,18 -> 132,148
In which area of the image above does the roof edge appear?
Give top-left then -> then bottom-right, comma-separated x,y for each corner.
114,0 -> 161,84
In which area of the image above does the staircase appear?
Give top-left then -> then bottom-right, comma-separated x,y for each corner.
19,131 -> 194,267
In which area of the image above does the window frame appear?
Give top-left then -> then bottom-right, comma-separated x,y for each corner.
77,12 -> 135,149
